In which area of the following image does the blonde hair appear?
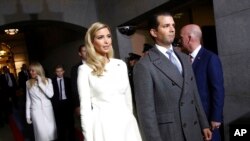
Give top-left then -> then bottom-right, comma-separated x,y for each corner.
85,22 -> 114,76
27,62 -> 48,89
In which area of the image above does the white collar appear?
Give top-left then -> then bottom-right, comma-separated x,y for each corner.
82,60 -> 86,64
190,45 -> 202,59
57,77 -> 63,81
155,44 -> 174,54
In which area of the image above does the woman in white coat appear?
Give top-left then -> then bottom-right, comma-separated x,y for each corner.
77,22 -> 142,141
26,62 -> 57,141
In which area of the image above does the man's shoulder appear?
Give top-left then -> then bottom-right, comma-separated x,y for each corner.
201,47 -> 216,56
64,76 -> 70,80
201,48 -> 220,61
72,62 -> 82,68
51,77 -> 57,83
135,54 -> 153,70
174,49 -> 189,58
138,54 -> 150,63
71,62 -> 82,72
63,77 -> 71,83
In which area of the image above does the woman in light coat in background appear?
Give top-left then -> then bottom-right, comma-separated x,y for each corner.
77,22 -> 142,141
26,62 -> 57,141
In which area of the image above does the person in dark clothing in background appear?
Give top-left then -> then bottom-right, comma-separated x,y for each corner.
18,64 -> 30,94
180,24 -> 225,141
126,52 -> 141,117
142,43 -> 153,56
127,52 -> 141,93
0,66 -> 17,118
52,64 -> 75,141
70,44 -> 87,117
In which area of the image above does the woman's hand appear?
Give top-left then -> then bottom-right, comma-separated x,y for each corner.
27,118 -> 32,124
36,75 -> 42,83
203,128 -> 212,141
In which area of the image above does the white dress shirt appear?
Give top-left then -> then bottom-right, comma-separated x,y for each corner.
5,73 -> 13,87
155,44 -> 183,74
190,45 -> 202,63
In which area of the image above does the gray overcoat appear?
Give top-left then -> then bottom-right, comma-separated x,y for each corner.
133,47 -> 209,141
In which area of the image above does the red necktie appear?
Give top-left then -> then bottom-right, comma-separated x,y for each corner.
189,55 -> 193,63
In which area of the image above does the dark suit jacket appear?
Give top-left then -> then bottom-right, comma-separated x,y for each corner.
192,47 -> 224,122
70,62 -> 83,108
0,73 -> 17,90
51,77 -> 75,140
18,70 -> 30,90
51,77 -> 73,108
133,47 -> 209,141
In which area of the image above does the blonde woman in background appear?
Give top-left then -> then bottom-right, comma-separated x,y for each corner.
26,62 -> 57,141
77,22 -> 142,141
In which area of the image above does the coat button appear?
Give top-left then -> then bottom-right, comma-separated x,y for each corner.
183,123 -> 187,128
191,77 -> 193,80
172,82 -> 176,86
191,100 -> 194,104
180,102 -> 184,106
194,121 -> 198,125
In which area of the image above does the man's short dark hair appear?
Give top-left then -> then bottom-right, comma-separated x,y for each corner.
78,44 -> 86,52
54,64 -> 64,70
148,11 -> 172,30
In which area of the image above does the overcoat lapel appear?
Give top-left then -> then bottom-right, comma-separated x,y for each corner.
149,47 -> 183,88
175,50 -> 190,96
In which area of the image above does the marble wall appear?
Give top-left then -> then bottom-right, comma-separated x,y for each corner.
213,0 -> 250,140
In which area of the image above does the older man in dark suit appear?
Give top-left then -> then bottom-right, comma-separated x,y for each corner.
180,24 -> 225,141
133,11 -> 212,141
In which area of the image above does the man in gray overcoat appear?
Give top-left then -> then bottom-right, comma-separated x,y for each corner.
133,11 -> 212,141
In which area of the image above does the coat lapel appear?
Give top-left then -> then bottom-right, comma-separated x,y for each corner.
175,50 -> 191,95
64,77 -> 70,99
149,47 -> 183,88
53,78 -> 60,99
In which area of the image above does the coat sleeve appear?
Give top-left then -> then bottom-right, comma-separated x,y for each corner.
208,55 -> 224,122
26,82 -> 31,120
38,78 -> 54,98
192,71 -> 210,129
77,65 -> 93,141
133,62 -> 163,141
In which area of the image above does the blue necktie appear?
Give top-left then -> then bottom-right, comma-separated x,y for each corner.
166,50 -> 182,74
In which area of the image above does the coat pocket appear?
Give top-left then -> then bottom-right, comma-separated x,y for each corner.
157,113 -> 175,141
157,113 -> 174,124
